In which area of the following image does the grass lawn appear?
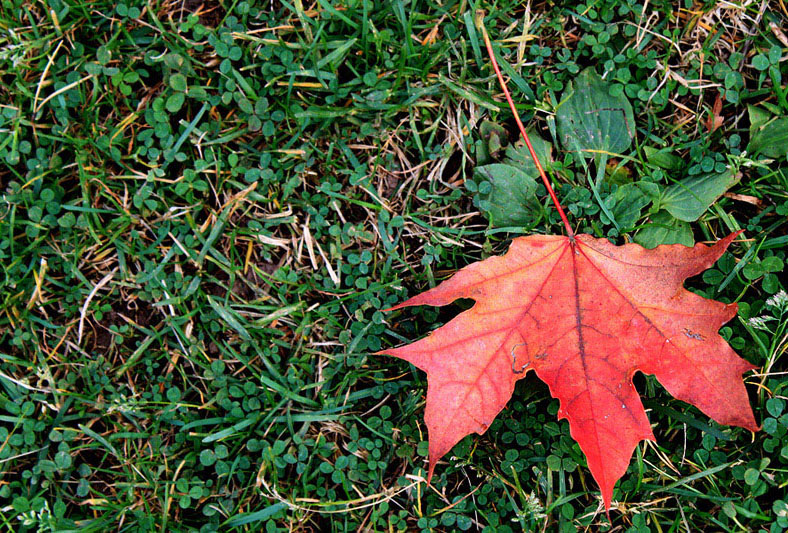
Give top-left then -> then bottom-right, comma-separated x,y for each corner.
1,0 -> 788,531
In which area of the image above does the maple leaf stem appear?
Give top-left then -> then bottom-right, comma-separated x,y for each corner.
475,10 -> 575,240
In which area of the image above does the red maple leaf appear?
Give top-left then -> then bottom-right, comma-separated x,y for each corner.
379,14 -> 757,510
380,231 -> 757,509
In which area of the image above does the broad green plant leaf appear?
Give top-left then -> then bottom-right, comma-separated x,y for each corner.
556,68 -> 635,158
660,168 -> 740,222
747,104 -> 772,131
475,133 -> 552,228
502,134 -> 553,171
635,210 -> 695,248
604,183 -> 652,230
475,164 -> 538,227
555,68 -> 635,230
643,146 -> 684,171
748,117 -> 788,158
